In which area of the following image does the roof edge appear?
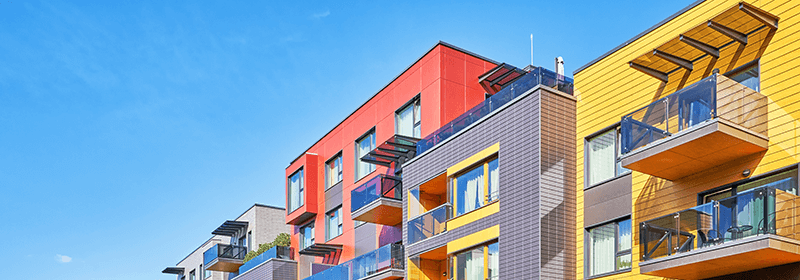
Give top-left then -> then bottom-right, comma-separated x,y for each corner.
573,0 -> 706,75
288,41 -> 499,166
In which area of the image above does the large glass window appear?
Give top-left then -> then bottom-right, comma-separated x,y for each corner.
587,219 -> 631,277
204,267 -> 212,279
326,154 -> 343,188
288,169 -> 304,212
326,207 -> 343,240
453,158 -> 499,216
300,222 -> 315,250
396,98 -> 421,138
452,241 -> 498,280
725,60 -> 760,92
587,128 -> 629,187
703,168 -> 797,203
189,270 -> 195,280
356,131 -> 376,180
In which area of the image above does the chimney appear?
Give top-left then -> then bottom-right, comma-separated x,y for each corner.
555,56 -> 565,76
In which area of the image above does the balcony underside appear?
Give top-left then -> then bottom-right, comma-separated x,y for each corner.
640,235 -> 800,280
361,268 -> 404,280
621,119 -> 767,180
206,257 -> 243,273
351,198 -> 402,226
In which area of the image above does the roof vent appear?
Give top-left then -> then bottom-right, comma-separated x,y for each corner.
555,57 -> 565,76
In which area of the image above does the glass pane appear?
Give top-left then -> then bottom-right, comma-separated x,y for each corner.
456,165 -> 485,216
617,219 -> 631,251
408,187 -> 421,218
589,223 -> 615,276
357,133 -> 375,178
488,158 -> 499,202
588,130 -> 615,185
488,243 -> 499,279
726,63 -> 760,92
616,254 -> 631,270
456,247 -> 484,280
289,170 -> 303,212
397,105 -> 414,137
737,169 -> 797,195
616,129 -> 630,176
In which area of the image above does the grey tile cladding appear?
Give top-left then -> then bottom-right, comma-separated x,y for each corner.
402,86 -> 576,280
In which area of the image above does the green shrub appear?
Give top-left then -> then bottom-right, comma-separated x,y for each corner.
243,233 -> 291,263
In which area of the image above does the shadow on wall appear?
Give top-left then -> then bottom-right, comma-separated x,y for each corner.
378,225 -> 402,247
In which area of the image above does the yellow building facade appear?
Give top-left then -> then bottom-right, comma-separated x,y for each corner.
575,0 -> 800,279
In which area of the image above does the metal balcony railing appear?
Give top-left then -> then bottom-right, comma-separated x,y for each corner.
303,243 -> 404,280
237,246 -> 293,274
203,244 -> 247,267
621,73 -> 767,155
407,204 -> 451,244
351,174 -> 402,213
640,186 -> 800,261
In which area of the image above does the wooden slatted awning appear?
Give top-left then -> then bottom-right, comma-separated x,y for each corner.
630,2 -> 779,82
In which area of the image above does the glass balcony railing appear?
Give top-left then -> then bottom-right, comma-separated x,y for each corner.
237,246 -> 293,274
204,244 -> 247,267
640,186 -> 800,261
416,67 -> 573,155
303,243 -> 404,280
351,174 -> 402,213
407,204 -> 451,244
621,73 -> 767,155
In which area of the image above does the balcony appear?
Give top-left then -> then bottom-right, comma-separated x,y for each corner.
204,244 -> 247,273
407,204 -> 451,244
620,74 -> 768,180
639,187 -> 800,279
303,243 -> 405,280
351,174 -> 403,225
417,66 -> 573,155
237,246 -> 293,275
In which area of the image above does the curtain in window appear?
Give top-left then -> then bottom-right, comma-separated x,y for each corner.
414,102 -> 421,138
588,131 -> 615,185
290,172 -> 301,211
458,166 -> 485,215
488,243 -> 499,279
358,135 -> 374,178
398,106 -> 414,137
457,248 -> 484,280
488,159 -> 499,202
590,224 -> 615,276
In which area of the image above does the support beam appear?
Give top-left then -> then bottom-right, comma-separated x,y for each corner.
679,35 -> 720,58
652,50 -> 693,71
739,2 -> 779,29
708,21 -> 747,44
629,62 -> 668,83
490,69 -> 517,87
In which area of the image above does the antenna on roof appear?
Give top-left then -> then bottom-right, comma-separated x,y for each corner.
530,34 -> 534,66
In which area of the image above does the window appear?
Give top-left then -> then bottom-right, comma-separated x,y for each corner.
356,130 -> 376,180
204,266 -> 212,279
189,270 -> 196,280
326,154 -> 343,188
396,97 -> 421,138
703,168 -> 797,203
300,222 -> 315,250
452,157 -> 499,217
587,127 -> 629,187
288,169 -> 304,212
452,241 -> 498,280
587,219 -> 631,277
326,207 -> 343,240
247,231 -> 252,252
725,60 -> 759,92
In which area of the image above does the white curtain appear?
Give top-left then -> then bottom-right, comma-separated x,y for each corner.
590,224 -> 615,276
290,174 -> 301,211
397,106 -> 414,137
464,249 -> 484,280
465,173 -> 484,213
488,243 -> 499,279
588,130 -> 615,185
489,160 -> 499,201
358,136 -> 374,177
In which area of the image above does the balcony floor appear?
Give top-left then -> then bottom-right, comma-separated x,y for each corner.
640,235 -> 800,280
206,257 -> 244,273
351,198 -> 403,226
360,268 -> 404,280
621,119 -> 768,180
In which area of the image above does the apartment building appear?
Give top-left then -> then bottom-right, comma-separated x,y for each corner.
575,0 -> 800,279
163,204 -> 291,280
283,42 -> 501,280
402,64 -> 576,279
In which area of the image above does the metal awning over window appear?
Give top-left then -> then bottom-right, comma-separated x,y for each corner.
361,134 -> 419,169
211,220 -> 249,237
299,243 -> 343,257
478,63 -> 526,95
629,2 -> 779,83
162,267 -> 184,274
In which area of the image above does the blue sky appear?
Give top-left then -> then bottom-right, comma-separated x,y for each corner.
0,1 -> 696,279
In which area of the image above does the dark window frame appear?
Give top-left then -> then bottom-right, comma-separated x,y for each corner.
325,152 -> 343,190
584,123 -> 630,190
722,58 -> 760,92
395,94 -> 422,138
698,164 -> 800,205
287,168 -> 305,214
584,216 -> 632,279
355,128 -> 377,182
299,220 -> 315,250
325,207 -> 343,241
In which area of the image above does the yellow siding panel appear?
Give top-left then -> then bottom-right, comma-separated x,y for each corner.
446,225 -> 499,254
446,201 -> 499,230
